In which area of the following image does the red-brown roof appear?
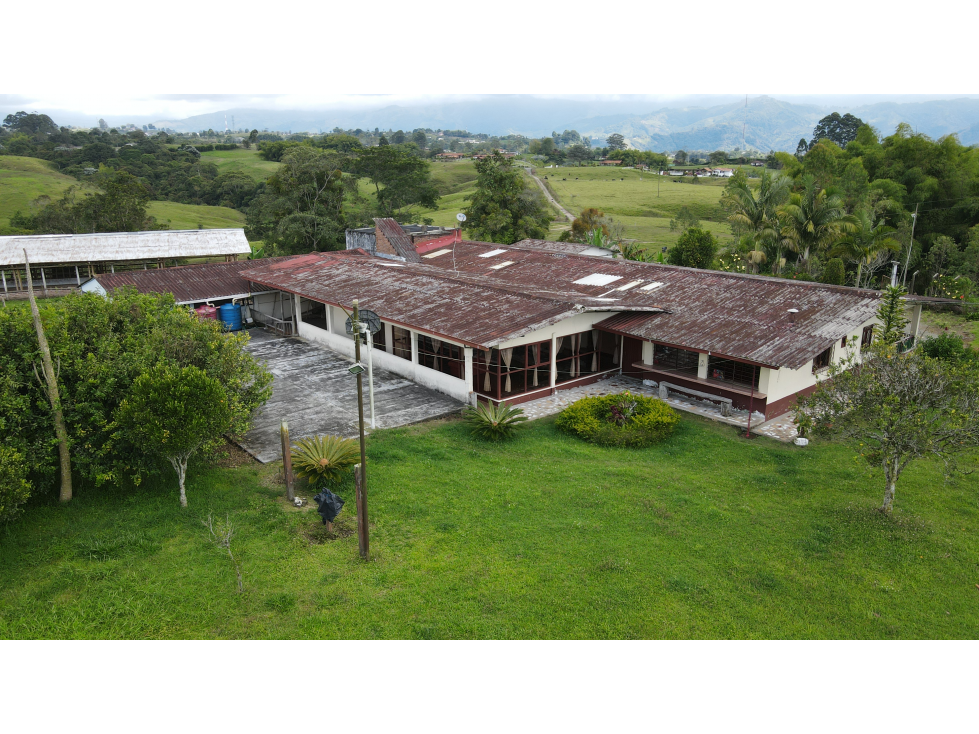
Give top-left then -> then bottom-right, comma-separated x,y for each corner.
373,217 -> 421,262
91,256 -> 298,304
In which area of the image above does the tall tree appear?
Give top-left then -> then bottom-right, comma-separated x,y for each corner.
353,144 -> 440,219
831,210 -> 900,287
810,112 -> 865,149
876,286 -> 910,346
722,169 -> 792,273
463,152 -> 551,244
673,150 -> 688,165
566,144 -> 592,165
245,147 -> 348,254
666,228 -> 719,269
606,133 -> 625,150
779,174 -> 857,272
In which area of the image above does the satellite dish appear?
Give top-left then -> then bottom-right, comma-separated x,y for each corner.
345,308 -> 382,341
456,213 -> 467,222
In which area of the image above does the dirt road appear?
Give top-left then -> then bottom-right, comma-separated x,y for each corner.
525,168 -> 574,222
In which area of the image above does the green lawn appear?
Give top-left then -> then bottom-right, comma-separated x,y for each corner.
200,149 -> 280,183
2,412 -> 976,639
147,201 -> 245,231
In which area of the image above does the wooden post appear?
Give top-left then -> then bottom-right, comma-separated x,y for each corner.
281,420 -> 294,502
353,299 -> 369,560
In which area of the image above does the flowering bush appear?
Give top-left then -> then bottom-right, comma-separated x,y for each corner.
556,391 -> 679,447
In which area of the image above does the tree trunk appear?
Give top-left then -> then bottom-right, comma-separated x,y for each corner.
881,457 -> 900,514
23,251 -> 72,502
171,457 -> 189,507
855,263 -> 863,289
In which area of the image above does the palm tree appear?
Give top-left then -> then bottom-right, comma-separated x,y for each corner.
830,210 -> 899,288
722,170 -> 792,273
779,174 -> 858,273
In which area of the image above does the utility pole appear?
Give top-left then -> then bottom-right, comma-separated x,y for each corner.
901,203 -> 919,287
352,299 -> 370,560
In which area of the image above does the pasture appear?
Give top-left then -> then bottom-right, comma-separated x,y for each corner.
1,410 -> 976,639
199,148 -> 281,182
0,156 -> 92,231
147,201 -> 245,230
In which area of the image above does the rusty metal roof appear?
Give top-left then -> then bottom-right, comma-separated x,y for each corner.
91,256 -> 298,304
373,218 -> 421,262
511,239 -> 616,258
1,229 -> 251,267
415,241 -> 882,369
240,252 -> 665,349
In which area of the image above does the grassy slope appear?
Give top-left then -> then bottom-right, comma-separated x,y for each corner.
199,149 -> 280,183
1,412 -> 976,640
0,156 -> 91,229
0,155 -> 246,233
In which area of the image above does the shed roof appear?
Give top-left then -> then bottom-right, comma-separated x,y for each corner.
415,241 -> 883,369
0,229 -> 251,267
239,252 -> 664,349
373,218 -> 421,262
511,239 -> 616,258
89,256 -> 297,304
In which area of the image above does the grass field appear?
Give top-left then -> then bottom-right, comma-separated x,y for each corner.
2,410 -> 976,639
147,201 -> 245,230
0,156 -> 92,230
200,149 -> 280,183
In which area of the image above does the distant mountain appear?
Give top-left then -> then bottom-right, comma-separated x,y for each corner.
137,95 -> 979,152
569,96 -> 979,152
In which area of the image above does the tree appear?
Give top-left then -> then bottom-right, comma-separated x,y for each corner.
673,150 -> 688,165
117,364 -> 231,507
876,286 -> 909,346
795,138 -> 809,159
566,144 -> 592,165
391,130 -> 406,144
245,147 -> 348,254
606,133 -> 625,150
411,131 -> 427,150
821,257 -> 845,285
667,228 -> 718,269
249,129 -> 258,144
463,152 -> 551,244
721,169 -> 793,273
779,174 -> 857,272
669,205 -> 700,233
353,144 -> 440,219
2,111 -> 59,135
797,344 -> 979,514
709,151 -> 728,164
810,112 -> 865,149
831,210 -> 900,287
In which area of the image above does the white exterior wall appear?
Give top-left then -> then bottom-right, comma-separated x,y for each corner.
297,319 -> 471,403
495,311 -> 619,350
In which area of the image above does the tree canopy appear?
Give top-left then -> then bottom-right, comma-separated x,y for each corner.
463,152 -> 551,244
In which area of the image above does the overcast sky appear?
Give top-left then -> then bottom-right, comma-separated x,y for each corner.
3,93 -> 978,125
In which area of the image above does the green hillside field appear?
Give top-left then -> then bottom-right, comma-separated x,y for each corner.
199,149 -> 281,183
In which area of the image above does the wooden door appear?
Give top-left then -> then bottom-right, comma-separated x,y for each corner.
620,336 -> 644,378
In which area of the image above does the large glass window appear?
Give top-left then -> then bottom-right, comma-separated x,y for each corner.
652,343 -> 700,376
304,300 -> 327,330
707,355 -> 761,389
556,330 -> 613,384
475,340 -> 552,400
392,326 -> 412,360
418,335 -> 464,379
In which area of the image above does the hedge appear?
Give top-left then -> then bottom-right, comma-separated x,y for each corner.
555,391 -> 679,447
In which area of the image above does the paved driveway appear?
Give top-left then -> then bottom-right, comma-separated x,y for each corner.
239,329 -> 464,462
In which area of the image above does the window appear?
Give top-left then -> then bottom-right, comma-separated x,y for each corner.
417,335 -> 464,379
555,330 -> 617,384
304,300 -> 327,330
652,344 -> 700,376
476,340 -> 552,399
707,355 -> 760,389
392,326 -> 412,360
812,347 -> 832,373
370,323 -> 387,351
861,325 -> 874,347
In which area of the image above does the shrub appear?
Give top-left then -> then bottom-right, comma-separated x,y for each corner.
556,392 -> 679,447
821,257 -> 846,285
291,435 -> 360,483
919,333 -> 978,364
463,401 -> 528,441
0,446 -> 32,523
666,228 -> 718,269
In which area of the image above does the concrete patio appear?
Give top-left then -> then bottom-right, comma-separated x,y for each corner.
239,329 -> 464,462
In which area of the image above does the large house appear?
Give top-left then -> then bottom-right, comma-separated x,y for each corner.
82,220 -> 936,422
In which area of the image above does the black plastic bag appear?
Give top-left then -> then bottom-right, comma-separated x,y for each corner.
313,488 -> 345,524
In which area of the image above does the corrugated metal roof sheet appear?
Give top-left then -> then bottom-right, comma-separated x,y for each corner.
0,229 -> 251,267
92,256 -> 298,304
373,218 -> 421,262
240,253 -> 665,349
416,241 -> 882,369
512,239 -> 616,257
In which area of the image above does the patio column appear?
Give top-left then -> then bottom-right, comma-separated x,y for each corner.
550,333 -> 558,389
40,267 -> 48,293
293,295 -> 302,327
383,323 -> 393,353
2,270 -> 7,294
464,347 -> 473,391
325,302 -> 333,332
698,353 -> 709,380
410,330 -> 419,364
75,266 -> 81,285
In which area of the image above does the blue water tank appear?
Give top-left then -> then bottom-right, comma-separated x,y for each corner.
218,303 -> 242,331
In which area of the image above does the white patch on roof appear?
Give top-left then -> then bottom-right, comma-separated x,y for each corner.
422,249 -> 452,259
376,262 -> 404,267
478,248 -> 507,258
589,297 -> 620,301
489,261 -> 515,270
573,273 -> 622,286
640,281 -> 665,291
616,280 -> 641,291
